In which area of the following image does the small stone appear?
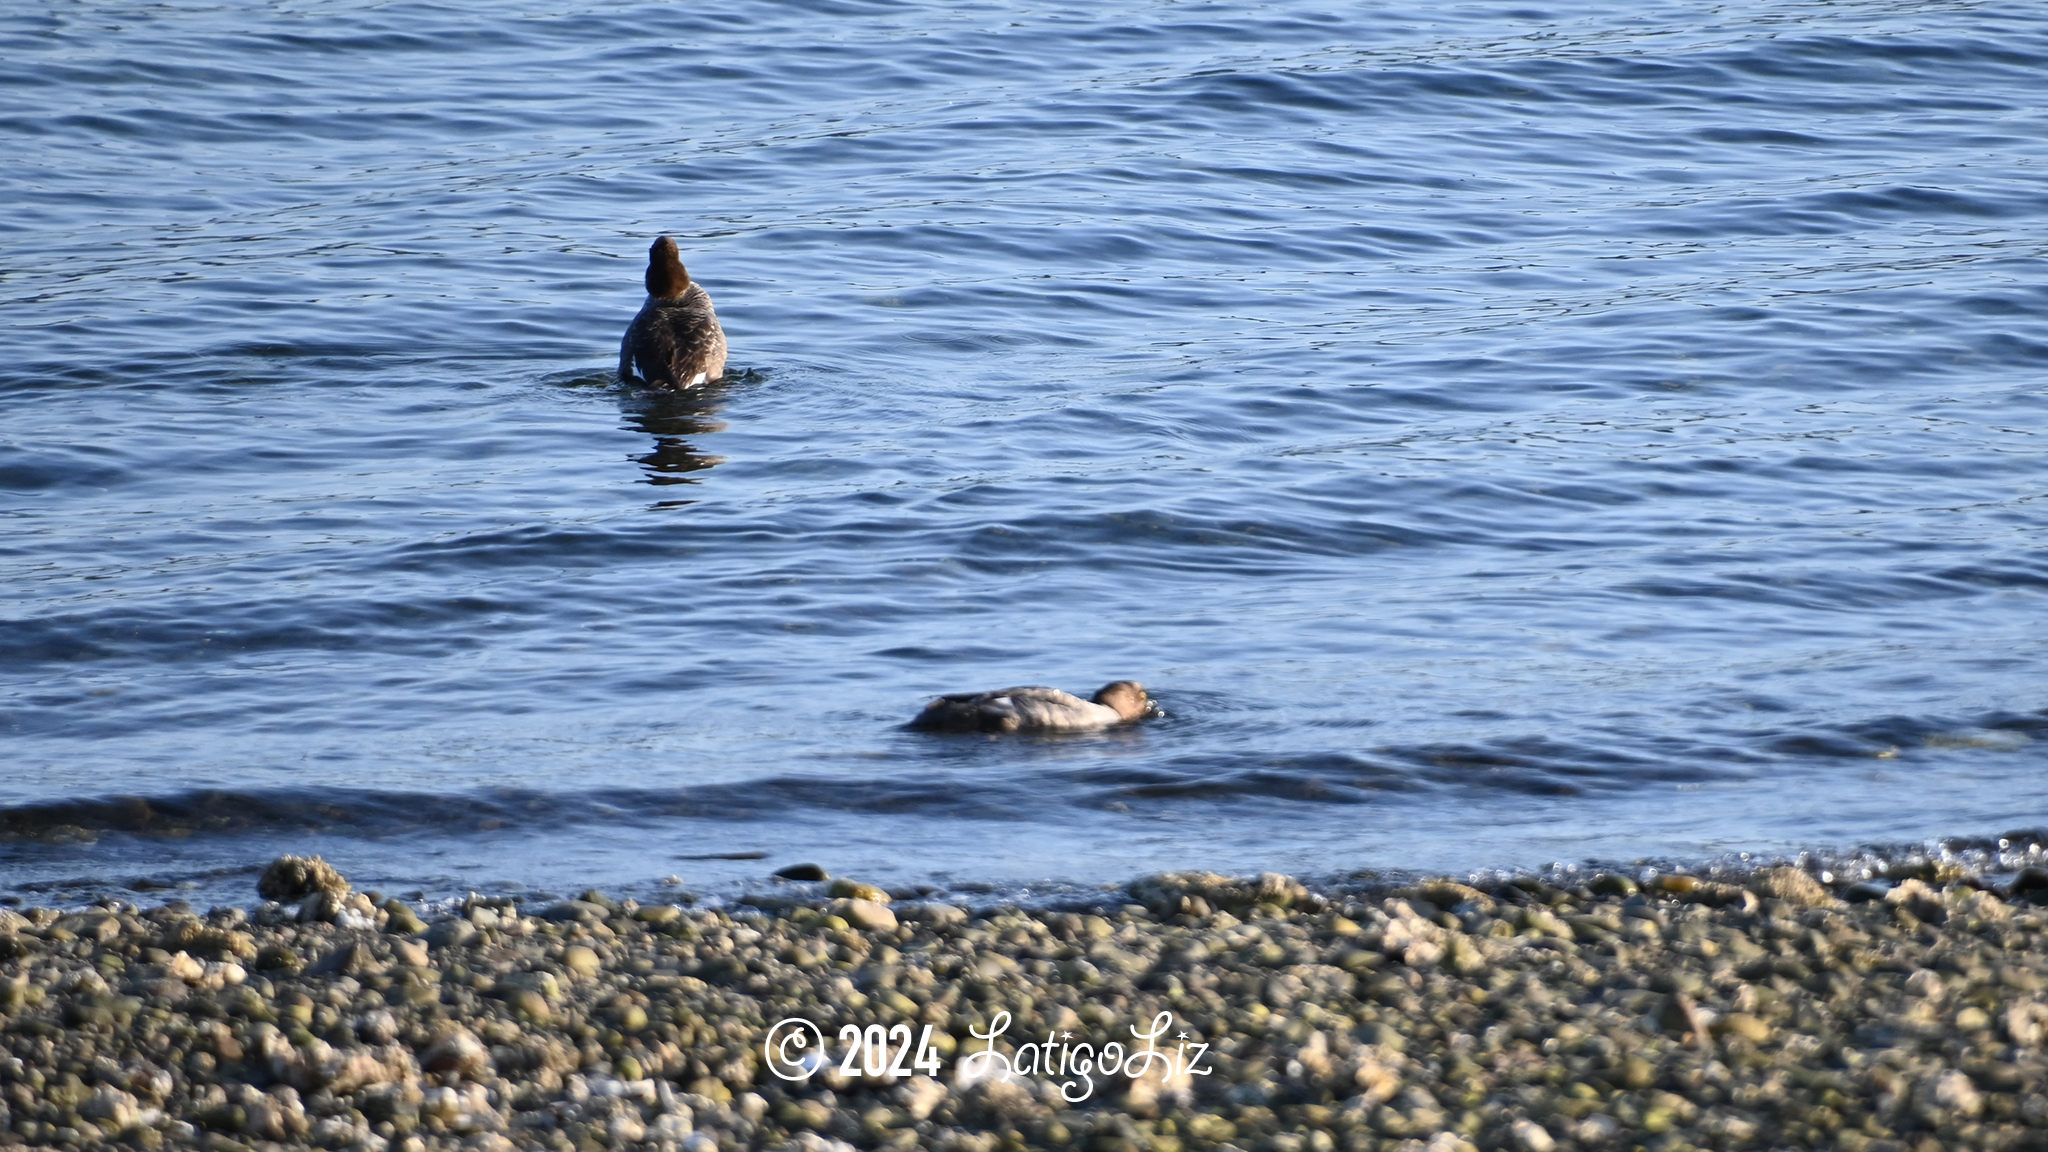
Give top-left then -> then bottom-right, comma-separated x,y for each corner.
502,970 -> 563,1002
1510,1118 -> 1556,1152
508,989 -> 550,1021
83,1086 -> 140,1129
55,912 -> 122,943
426,918 -> 479,948
383,900 -> 427,935
902,903 -> 968,926
687,1076 -> 732,1104
1886,878 -> 1948,923
834,898 -> 899,932
1715,1012 -> 1772,1044
307,942 -> 378,977
774,863 -> 830,881
357,1009 -> 399,1044
421,1026 -> 492,1078
563,946 -> 601,978
827,879 -> 890,903
257,856 -> 349,903
1590,873 -> 1639,897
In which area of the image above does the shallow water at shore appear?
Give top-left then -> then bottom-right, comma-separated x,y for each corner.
3,0 -> 2047,908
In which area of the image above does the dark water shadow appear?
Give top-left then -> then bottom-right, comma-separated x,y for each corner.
619,382 -> 731,486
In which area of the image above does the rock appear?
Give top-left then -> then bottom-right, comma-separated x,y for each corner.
1129,870 -> 1313,917
1886,878 -> 1948,923
1714,1012 -> 1772,1043
1929,1069 -> 1983,1119
898,1076 -> 947,1122
383,899 -> 427,934
83,1086 -> 140,1129
774,863 -> 830,881
307,942 -> 380,977
1749,866 -> 1834,906
1406,880 -> 1495,914
1657,991 -> 1714,1047
1510,1118 -> 1557,1152
426,918 -> 479,948
258,856 -> 349,902
826,879 -> 890,903
563,946 -> 601,978
507,988 -> 550,1021
901,903 -> 969,926
2009,866 -> 2048,898
421,1026 -> 492,1078
834,898 -> 899,932
501,969 -> 563,1002
357,1009 -> 399,1045
55,912 -> 122,943
1589,873 -> 1639,897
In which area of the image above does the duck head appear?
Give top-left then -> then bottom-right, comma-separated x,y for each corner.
1092,680 -> 1154,722
645,235 -> 691,300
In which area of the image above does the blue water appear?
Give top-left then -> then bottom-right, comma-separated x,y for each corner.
4,0 -> 2047,908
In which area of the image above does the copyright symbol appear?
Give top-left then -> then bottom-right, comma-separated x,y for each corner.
763,1017 -> 827,1082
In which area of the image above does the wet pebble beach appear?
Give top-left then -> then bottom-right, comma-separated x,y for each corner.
5,858 -> 2048,1152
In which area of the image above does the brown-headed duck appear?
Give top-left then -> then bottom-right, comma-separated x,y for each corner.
619,236 -> 727,388
908,681 -> 1158,733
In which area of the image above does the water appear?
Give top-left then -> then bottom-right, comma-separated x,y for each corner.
4,0 -> 2047,909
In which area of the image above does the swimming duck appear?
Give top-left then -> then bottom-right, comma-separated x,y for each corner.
908,681 -> 1157,733
619,236 -> 728,388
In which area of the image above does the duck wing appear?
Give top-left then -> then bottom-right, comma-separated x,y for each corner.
996,687 -> 1121,731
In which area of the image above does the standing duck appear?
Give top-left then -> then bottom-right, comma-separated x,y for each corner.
619,236 -> 728,388
908,681 -> 1158,733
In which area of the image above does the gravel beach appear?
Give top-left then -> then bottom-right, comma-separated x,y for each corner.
4,857 -> 2048,1152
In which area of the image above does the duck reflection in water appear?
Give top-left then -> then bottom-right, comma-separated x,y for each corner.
620,385 -> 728,486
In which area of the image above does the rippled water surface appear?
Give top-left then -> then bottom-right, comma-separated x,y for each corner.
5,0 -> 2047,906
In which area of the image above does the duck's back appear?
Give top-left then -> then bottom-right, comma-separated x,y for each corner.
910,686 -> 1119,733
621,283 -> 727,388
620,236 -> 728,388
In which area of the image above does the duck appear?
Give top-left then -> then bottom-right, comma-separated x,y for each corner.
907,681 -> 1158,733
619,236 -> 728,388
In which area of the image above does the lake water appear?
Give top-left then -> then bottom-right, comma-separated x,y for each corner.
5,0 -> 2047,909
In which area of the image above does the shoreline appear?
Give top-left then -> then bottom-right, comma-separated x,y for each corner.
2,860 -> 2046,1151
